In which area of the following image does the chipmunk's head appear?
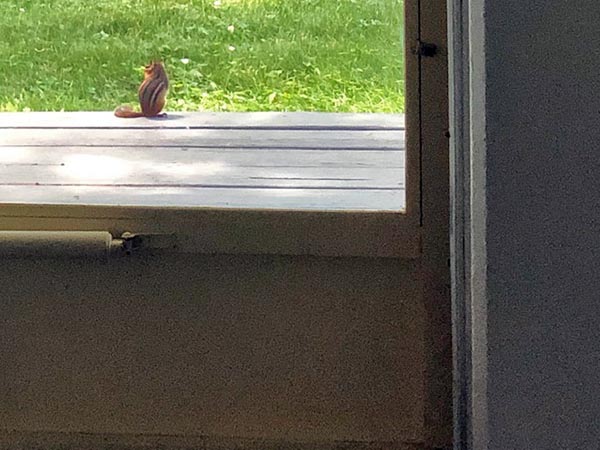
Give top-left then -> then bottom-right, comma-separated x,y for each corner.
144,60 -> 166,79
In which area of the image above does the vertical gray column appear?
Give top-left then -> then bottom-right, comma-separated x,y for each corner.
451,0 -> 600,449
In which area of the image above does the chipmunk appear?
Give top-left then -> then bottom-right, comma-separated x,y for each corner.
114,61 -> 169,118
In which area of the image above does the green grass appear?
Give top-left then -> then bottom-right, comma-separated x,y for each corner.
0,0 -> 404,112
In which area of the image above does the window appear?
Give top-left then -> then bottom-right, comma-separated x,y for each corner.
0,1 -> 447,259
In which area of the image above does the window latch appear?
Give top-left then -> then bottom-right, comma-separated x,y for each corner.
416,41 -> 438,57
116,232 -> 178,257
118,232 -> 142,256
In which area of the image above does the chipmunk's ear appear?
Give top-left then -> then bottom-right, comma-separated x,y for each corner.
143,61 -> 157,74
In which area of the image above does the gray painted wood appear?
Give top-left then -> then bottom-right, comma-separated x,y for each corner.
1,171 -> 404,189
1,147 -> 404,188
0,146 -> 405,168
1,112 -> 405,211
0,185 -> 404,210
2,128 -> 405,149
0,111 -> 405,129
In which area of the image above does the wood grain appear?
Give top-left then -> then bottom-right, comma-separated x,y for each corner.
0,111 -> 405,129
1,112 -> 405,211
2,128 -> 404,149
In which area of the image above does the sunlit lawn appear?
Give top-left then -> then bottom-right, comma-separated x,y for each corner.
0,0 -> 404,112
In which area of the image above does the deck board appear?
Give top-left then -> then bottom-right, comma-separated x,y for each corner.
3,129 -> 405,150
0,111 -> 405,129
0,112 -> 405,211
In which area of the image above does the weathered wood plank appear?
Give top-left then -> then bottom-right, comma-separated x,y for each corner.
1,146 -> 404,188
0,185 -> 405,211
0,146 -> 405,168
2,169 -> 404,189
2,128 -> 404,150
1,112 -> 406,211
0,111 -> 405,130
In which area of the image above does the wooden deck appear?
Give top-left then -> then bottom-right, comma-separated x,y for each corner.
0,112 -> 405,211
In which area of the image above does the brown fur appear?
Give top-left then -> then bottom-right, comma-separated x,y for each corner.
114,61 -> 169,118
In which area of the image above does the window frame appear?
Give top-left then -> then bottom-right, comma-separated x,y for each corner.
0,0 -> 447,260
